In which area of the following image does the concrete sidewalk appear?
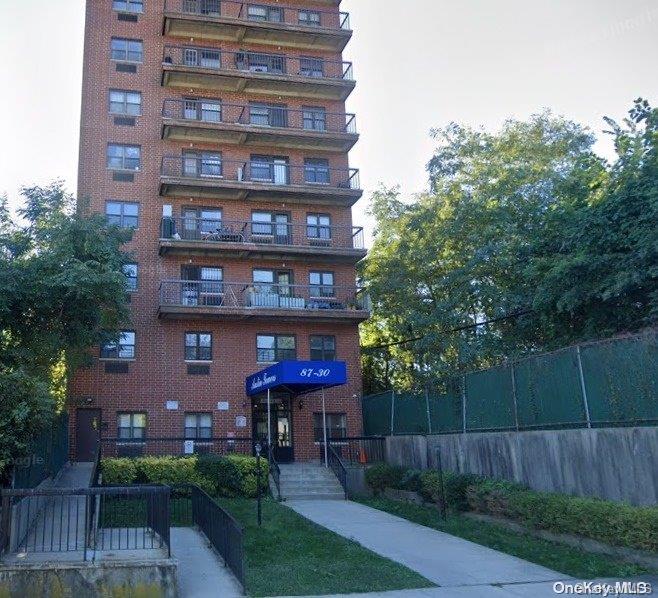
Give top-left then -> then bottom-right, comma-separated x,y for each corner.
287,500 -> 568,590
172,527 -> 243,598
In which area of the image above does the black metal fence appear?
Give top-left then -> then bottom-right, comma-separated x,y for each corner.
328,437 -> 386,465
100,437 -> 253,458
187,485 -> 245,587
0,485 -> 171,561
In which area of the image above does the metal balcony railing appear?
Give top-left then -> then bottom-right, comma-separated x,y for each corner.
160,217 -> 365,250
164,0 -> 351,31
159,281 -> 369,312
162,99 -> 357,134
161,156 -> 361,191
162,45 -> 354,81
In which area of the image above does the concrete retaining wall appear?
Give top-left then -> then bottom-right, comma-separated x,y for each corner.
0,559 -> 178,598
386,426 -> 658,506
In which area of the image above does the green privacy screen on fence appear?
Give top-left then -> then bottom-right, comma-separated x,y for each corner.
362,329 -> 658,436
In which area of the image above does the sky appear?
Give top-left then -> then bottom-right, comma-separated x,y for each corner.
1,0 -> 657,236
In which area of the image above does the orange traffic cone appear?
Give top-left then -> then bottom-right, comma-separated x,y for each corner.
359,446 -> 368,464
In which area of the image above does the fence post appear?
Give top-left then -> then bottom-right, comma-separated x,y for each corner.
576,346 -> 592,428
424,385 -> 432,434
389,391 -> 396,436
510,362 -> 520,431
461,376 -> 467,434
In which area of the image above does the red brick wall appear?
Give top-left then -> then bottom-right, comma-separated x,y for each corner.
72,0 -> 363,461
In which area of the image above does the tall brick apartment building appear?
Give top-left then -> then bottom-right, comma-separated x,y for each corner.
70,0 -> 367,463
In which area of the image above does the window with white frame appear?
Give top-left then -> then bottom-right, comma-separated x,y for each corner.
109,90 -> 142,116
113,0 -> 143,13
110,38 -> 143,62
107,144 -> 141,170
299,10 -> 321,27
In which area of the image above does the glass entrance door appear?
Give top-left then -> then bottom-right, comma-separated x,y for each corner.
252,395 -> 294,462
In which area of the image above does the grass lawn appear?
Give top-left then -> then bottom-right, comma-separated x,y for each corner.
355,496 -> 654,580
217,497 -> 434,597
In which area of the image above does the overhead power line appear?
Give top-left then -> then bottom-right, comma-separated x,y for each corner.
361,309 -> 534,352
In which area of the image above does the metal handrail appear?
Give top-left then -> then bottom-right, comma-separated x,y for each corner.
160,156 -> 361,190
160,216 -> 365,250
163,0 -> 351,31
159,280 -> 369,311
326,444 -> 348,499
162,99 -> 358,134
162,45 -> 354,81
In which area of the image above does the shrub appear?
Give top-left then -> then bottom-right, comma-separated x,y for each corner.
101,458 -> 137,485
196,455 -> 242,497
364,463 -> 406,495
419,470 -> 479,511
226,454 -> 269,498
397,469 -> 423,492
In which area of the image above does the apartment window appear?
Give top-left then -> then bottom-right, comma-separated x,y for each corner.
109,90 -> 142,116
299,10 -> 321,27
304,159 -> 330,184
181,266 -> 224,306
183,151 -> 222,178
250,155 -> 289,184
182,207 -> 222,238
300,57 -> 323,78
309,272 -> 335,297
118,413 -> 146,440
101,330 -> 136,360
183,47 -> 221,68
247,4 -> 283,22
185,413 -> 212,439
257,335 -> 296,363
185,0 -> 220,15
185,332 -> 212,361
306,214 -> 331,241
113,0 -> 143,13
111,38 -> 143,62
313,413 -> 346,442
253,269 -> 292,297
106,201 -> 139,228
302,107 -> 326,131
249,103 -> 287,127
123,263 -> 138,292
183,98 -> 221,122
251,212 -> 290,239
107,144 -> 141,171
238,51 -> 285,74
310,336 -> 336,361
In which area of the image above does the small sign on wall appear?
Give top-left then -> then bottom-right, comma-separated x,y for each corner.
166,401 -> 179,411
235,415 -> 247,428
184,440 -> 195,455
217,401 -> 229,411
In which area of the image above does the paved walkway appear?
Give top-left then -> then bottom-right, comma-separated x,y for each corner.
287,500 -> 569,595
172,527 -> 243,598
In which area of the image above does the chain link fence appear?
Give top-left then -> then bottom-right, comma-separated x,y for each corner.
363,329 -> 658,435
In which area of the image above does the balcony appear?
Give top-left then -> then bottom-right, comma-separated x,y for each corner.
161,46 -> 355,101
159,217 -> 366,262
160,157 -> 362,206
162,1 -> 352,52
162,100 -> 358,152
158,281 -> 370,322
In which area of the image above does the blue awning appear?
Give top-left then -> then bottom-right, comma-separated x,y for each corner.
245,361 -> 347,397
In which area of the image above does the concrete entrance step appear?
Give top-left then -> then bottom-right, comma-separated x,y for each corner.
278,463 -> 345,501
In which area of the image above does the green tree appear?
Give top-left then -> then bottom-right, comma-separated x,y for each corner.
362,102 -> 656,391
0,182 -> 131,474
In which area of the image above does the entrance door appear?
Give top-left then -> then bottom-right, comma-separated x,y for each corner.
252,396 -> 294,462
75,408 -> 101,461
